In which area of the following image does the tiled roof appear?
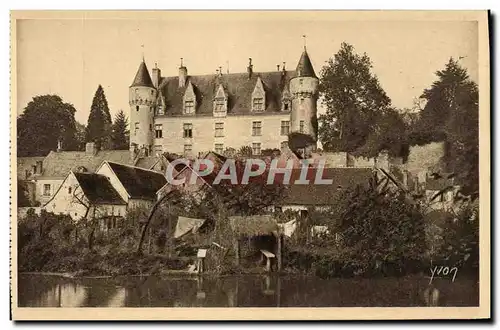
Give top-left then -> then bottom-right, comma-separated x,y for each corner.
17,156 -> 45,180
134,156 -> 160,170
157,70 -> 296,116
40,150 -> 132,179
73,172 -> 126,205
131,61 -> 154,88
282,168 -> 374,206
296,49 -> 317,78
107,161 -> 167,200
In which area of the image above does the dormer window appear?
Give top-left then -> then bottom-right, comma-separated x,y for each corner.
213,84 -> 228,117
253,98 -> 264,112
183,81 -> 197,115
157,104 -> 164,115
283,102 -> 290,111
251,76 -> 266,112
184,100 -> 195,114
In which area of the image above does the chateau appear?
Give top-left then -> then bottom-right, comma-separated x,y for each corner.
129,47 -> 319,158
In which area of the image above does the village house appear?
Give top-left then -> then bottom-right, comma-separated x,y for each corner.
96,161 -> 167,210
16,142 -> 166,206
43,171 -> 127,222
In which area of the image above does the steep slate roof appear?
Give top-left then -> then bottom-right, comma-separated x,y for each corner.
282,168 -> 374,206
107,161 -> 167,200
40,150 -> 132,179
17,156 -> 45,180
131,61 -> 154,88
296,49 -> 317,78
73,172 -> 126,205
157,70 -> 296,116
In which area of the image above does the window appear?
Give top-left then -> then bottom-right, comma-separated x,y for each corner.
252,143 -> 261,155
153,145 -> 163,154
215,143 -> 224,154
136,105 -> 139,112
184,100 -> 195,114
134,122 -> 139,135
280,141 -> 288,150
155,124 -> 163,138
43,184 -> 51,196
280,121 -> 290,135
283,101 -> 290,111
68,187 -> 72,194
299,120 -> 305,133
253,97 -> 264,112
252,121 -> 262,136
214,98 -> 225,112
215,122 -> 224,137
184,144 -> 192,155
157,105 -> 164,115
183,123 -> 193,138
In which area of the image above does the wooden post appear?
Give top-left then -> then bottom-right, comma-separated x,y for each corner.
277,233 -> 282,272
234,237 -> 240,266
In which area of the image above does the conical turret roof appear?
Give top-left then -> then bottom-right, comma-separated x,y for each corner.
296,48 -> 317,78
131,61 -> 154,88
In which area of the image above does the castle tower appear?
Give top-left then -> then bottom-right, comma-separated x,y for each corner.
289,47 -> 319,142
129,60 -> 157,157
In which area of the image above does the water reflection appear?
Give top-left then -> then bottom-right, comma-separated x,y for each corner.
18,274 -> 479,308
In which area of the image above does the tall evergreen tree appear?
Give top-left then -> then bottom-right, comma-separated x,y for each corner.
111,110 -> 130,150
318,42 -> 391,154
17,95 -> 79,156
411,58 -> 479,194
85,85 -> 112,150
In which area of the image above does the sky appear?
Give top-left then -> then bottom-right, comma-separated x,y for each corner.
15,12 -> 478,125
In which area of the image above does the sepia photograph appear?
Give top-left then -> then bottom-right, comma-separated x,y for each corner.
9,10 -> 490,320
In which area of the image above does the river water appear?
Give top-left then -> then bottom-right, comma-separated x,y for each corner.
17,274 -> 478,307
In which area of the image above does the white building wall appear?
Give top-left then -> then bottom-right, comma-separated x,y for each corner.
153,113 -> 290,155
96,162 -> 130,203
37,179 -> 64,205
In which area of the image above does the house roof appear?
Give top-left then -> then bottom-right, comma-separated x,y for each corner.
229,215 -> 279,237
282,168 -> 374,206
107,161 -> 167,200
16,156 -> 45,180
39,150 -> 133,179
131,61 -> 154,88
296,49 -> 317,78
157,70 -> 296,117
73,172 -> 126,205
134,156 -> 160,171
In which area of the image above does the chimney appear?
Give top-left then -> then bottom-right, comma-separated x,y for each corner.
85,142 -> 97,156
35,160 -> 43,175
152,62 -> 161,88
247,58 -> 253,79
277,64 -> 280,71
218,66 -> 223,78
179,58 -> 187,88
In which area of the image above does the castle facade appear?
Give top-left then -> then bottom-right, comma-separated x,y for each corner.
129,48 -> 319,157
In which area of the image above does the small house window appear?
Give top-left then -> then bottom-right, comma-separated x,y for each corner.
134,122 -> 139,135
136,106 -> 139,112
157,105 -> 164,115
183,123 -> 193,138
184,144 -> 193,155
280,121 -> 290,136
252,143 -> 261,156
283,102 -> 290,111
252,97 -> 264,112
43,184 -> 51,196
215,143 -> 224,154
215,122 -> 224,137
184,100 -> 195,114
155,124 -> 163,138
68,187 -> 72,194
252,121 -> 262,136
299,120 -> 305,133
214,98 -> 225,112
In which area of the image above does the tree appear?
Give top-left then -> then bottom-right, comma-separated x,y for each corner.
17,95 -> 79,157
410,58 -> 479,194
75,121 -> 87,151
111,110 -> 130,150
85,85 -> 112,150
318,42 -> 391,154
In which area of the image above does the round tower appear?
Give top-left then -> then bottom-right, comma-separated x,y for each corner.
129,60 -> 157,156
289,47 -> 319,142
